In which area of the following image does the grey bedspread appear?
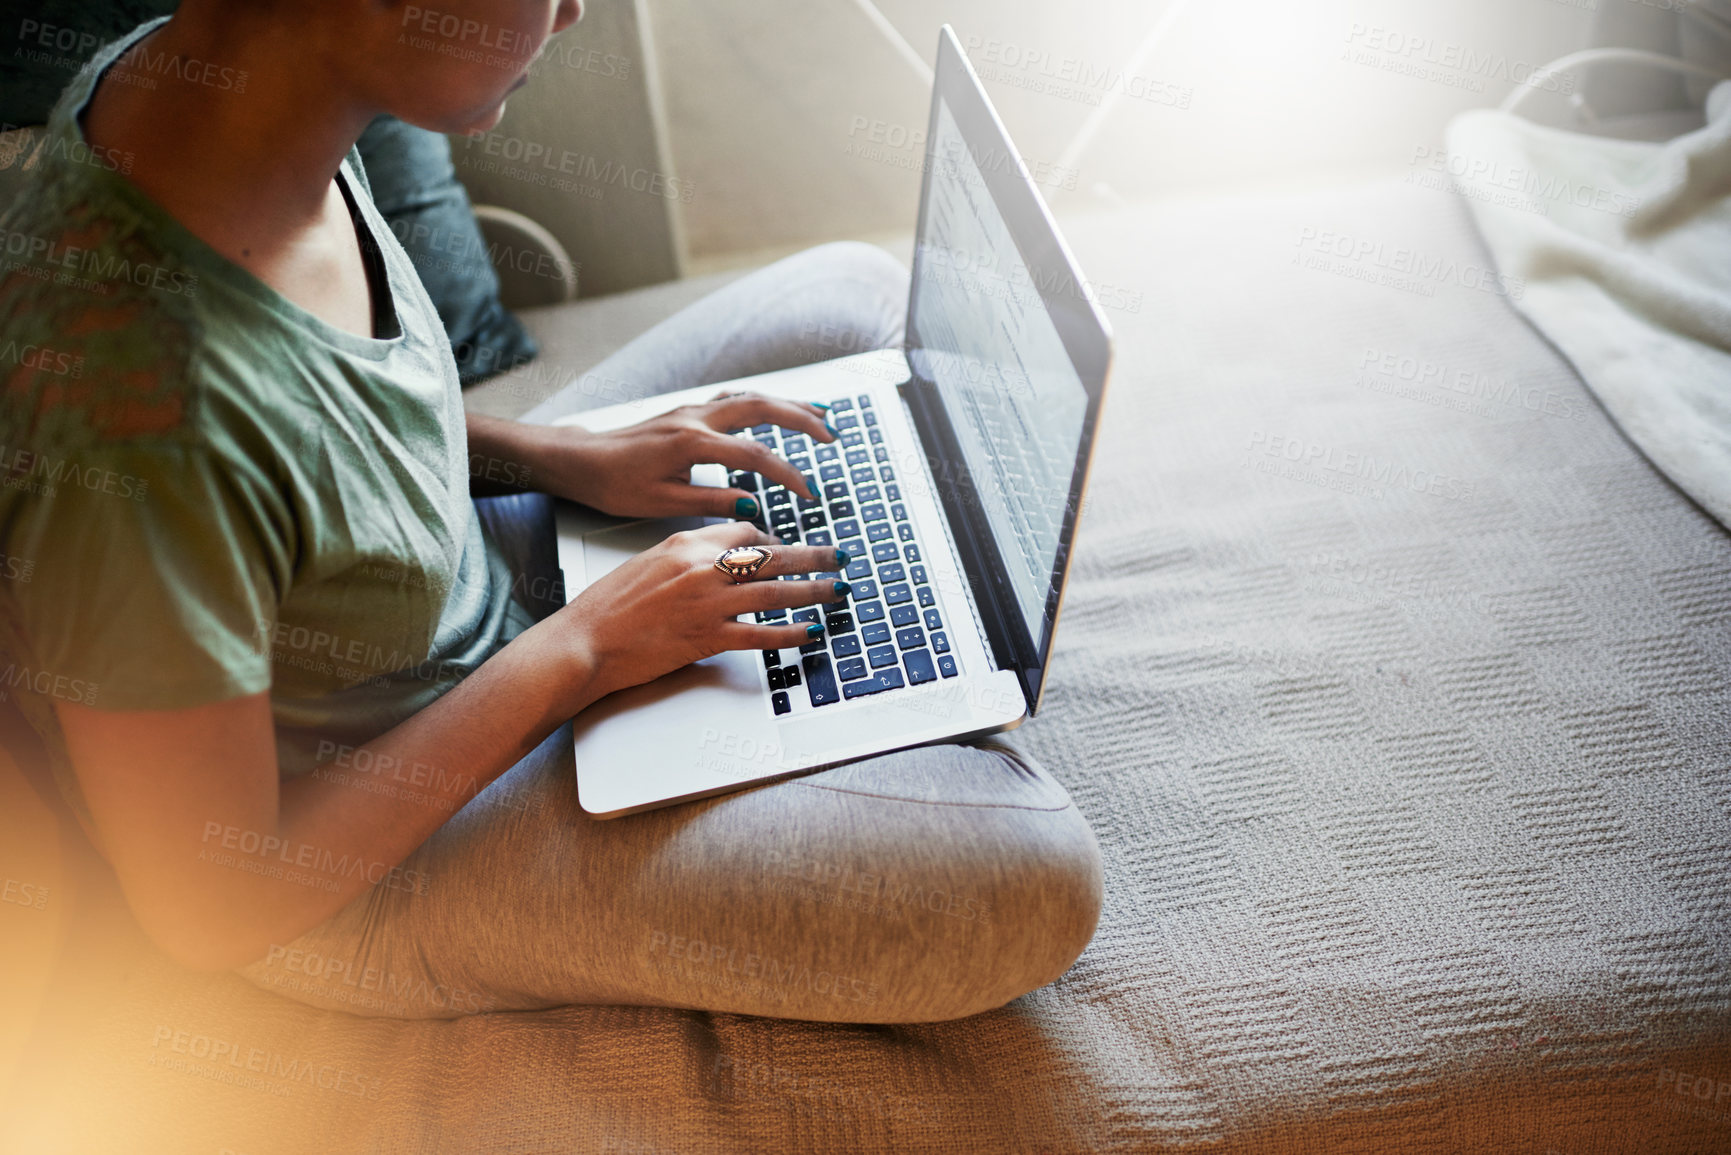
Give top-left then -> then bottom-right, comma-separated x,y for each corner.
5,177 -> 1729,1154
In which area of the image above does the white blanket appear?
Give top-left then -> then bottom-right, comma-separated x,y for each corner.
1447,84 -> 1731,528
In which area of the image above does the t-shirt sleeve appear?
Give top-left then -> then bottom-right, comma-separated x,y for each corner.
5,440 -> 291,712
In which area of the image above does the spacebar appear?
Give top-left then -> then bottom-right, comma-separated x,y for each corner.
802,653 -> 839,707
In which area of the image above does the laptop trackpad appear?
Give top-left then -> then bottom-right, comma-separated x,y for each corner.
579,516 -> 712,589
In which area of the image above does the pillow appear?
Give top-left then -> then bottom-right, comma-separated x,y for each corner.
2,2 -> 538,386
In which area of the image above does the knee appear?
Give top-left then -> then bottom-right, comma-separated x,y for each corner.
780,241 -> 908,350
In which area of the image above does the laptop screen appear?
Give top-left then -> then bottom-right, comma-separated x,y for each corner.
903,30 -> 1110,712
910,96 -> 1092,640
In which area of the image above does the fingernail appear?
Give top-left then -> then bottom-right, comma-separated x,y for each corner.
834,549 -> 851,567
833,580 -> 851,598
806,622 -> 824,639
734,496 -> 759,518
805,477 -> 819,498
811,402 -> 832,411
824,423 -> 840,438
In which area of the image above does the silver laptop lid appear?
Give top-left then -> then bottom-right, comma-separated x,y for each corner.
900,26 -> 1114,716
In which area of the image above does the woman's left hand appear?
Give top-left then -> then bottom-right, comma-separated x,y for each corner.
467,392 -> 838,518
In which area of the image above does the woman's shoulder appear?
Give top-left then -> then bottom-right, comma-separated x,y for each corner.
0,152 -> 208,454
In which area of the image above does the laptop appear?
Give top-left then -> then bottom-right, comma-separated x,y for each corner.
552,25 -> 1113,817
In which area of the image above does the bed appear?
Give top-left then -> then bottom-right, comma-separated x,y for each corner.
3,173 -> 1728,1153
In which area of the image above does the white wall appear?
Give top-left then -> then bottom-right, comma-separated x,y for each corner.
644,0 -> 1604,265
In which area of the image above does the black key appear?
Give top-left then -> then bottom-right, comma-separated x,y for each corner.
918,587 -> 935,608
832,635 -> 862,657
877,561 -> 906,584
797,491 -> 822,508
815,445 -> 840,463
857,394 -> 873,407
729,470 -> 758,490
783,436 -> 808,453
850,579 -> 879,601
923,609 -> 943,631
861,502 -> 887,522
824,482 -> 849,501
850,467 -> 876,486
784,664 -> 802,686
867,645 -> 898,669
751,423 -> 774,434
910,564 -> 928,585
897,524 -> 915,543
874,447 -> 890,463
803,654 -> 840,705
837,657 -> 869,681
792,608 -> 819,624
890,605 -> 920,627
772,691 -> 791,715
931,631 -> 949,654
875,667 -> 904,691
892,503 -> 908,521
841,431 -> 865,448
846,449 -> 871,466
861,622 -> 891,645
869,427 -> 884,445
829,397 -> 853,411
872,542 -> 899,563
867,523 -> 894,543
895,626 -> 926,650
835,415 -> 860,430
904,544 -> 921,562
833,518 -> 861,539
763,650 -> 781,668
777,530 -> 800,545
768,667 -> 786,690
840,544 -> 867,573
755,609 -> 787,623
879,466 -> 895,482
886,484 -> 902,501
788,455 -> 812,472
843,678 -> 881,700
801,511 -> 827,530
856,600 -> 885,623
756,435 -> 777,450
937,655 -> 958,678
904,650 -> 937,685
823,611 -> 855,635
805,531 -> 833,547
799,638 -> 825,655
856,484 -> 882,503
767,488 -> 793,508
883,583 -> 912,605
863,410 -> 878,426
827,500 -> 855,518
820,464 -> 845,482
771,507 -> 797,527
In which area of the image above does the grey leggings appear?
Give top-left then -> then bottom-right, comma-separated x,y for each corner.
240,242 -> 1103,1024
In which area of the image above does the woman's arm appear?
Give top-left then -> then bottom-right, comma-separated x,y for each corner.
53,523 -> 846,971
464,392 -> 838,516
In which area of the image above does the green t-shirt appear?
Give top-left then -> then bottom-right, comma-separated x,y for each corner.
0,19 -> 532,817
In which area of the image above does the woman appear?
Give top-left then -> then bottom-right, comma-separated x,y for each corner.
0,0 -> 1101,1023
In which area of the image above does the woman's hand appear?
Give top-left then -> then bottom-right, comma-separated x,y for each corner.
548,521 -> 849,702
467,392 -> 838,518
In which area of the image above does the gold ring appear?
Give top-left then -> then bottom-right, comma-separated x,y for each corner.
713,545 -> 775,583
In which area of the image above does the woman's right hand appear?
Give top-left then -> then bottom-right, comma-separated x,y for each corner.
551,521 -> 849,702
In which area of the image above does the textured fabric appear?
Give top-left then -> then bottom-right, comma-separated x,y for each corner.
6,180 -> 1731,1153
1446,89 -> 1731,530
0,22 -> 525,801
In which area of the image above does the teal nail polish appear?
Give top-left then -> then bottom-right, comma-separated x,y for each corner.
833,580 -> 851,598
811,401 -> 832,411
805,477 -> 819,498
806,622 -> 824,639
834,549 -> 851,567
824,423 -> 840,438
734,495 -> 759,518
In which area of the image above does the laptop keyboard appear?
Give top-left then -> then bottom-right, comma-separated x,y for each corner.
732,393 -> 961,715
